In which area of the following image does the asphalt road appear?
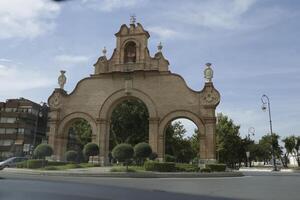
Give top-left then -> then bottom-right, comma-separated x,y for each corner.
0,172 -> 299,200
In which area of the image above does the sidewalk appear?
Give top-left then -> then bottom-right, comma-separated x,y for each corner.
239,167 -> 299,172
1,167 -> 244,178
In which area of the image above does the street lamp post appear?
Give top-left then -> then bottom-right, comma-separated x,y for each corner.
261,94 -> 277,171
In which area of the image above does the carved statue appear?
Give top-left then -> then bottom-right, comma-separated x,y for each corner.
204,63 -> 213,82
58,70 -> 66,89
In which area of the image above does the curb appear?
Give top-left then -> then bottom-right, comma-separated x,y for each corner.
1,169 -> 244,178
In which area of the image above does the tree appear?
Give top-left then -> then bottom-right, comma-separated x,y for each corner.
83,143 -> 99,163
165,121 -> 196,163
110,100 -> 149,150
112,143 -> 134,171
134,142 -> 152,165
65,150 -> 78,163
67,119 -> 92,152
283,135 -> 300,167
295,136 -> 300,166
34,144 -> 53,159
216,113 -> 242,168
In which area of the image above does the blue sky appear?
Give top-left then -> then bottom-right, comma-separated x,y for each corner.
0,0 -> 299,141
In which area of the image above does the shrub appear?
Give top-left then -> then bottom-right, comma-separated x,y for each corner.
27,159 -> 48,169
47,161 -> 68,166
112,143 -> 134,171
65,150 -> 78,163
165,154 -> 176,162
200,168 -> 211,173
144,161 -> 176,172
16,161 -> 27,168
149,152 -> 158,160
134,142 -> 152,164
206,164 -> 226,172
83,143 -> 99,163
175,163 -> 199,172
33,144 -> 53,159
44,166 -> 59,170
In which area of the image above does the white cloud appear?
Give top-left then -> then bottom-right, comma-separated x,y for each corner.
82,0 -> 146,12
147,26 -> 182,40
55,54 -> 90,66
167,0 -> 256,29
0,61 -> 54,94
0,0 -> 60,39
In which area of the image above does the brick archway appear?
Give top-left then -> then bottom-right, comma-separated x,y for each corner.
47,22 -> 220,165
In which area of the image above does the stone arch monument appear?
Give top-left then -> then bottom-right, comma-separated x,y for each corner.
47,20 -> 220,165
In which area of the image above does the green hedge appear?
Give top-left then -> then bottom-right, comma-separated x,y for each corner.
144,161 -> 175,172
27,159 -> 48,169
200,168 -> 211,173
47,161 -> 68,166
165,154 -> 176,162
16,161 -> 27,168
175,163 -> 199,172
206,164 -> 226,172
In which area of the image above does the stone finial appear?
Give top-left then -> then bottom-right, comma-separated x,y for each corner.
58,70 -> 66,89
204,63 -> 213,83
157,42 -> 163,52
130,14 -> 136,24
102,46 -> 107,56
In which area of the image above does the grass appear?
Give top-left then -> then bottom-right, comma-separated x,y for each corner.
110,166 -> 145,173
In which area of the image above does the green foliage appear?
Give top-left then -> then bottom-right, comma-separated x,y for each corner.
47,161 -> 68,166
110,100 -> 149,150
175,163 -> 199,172
16,161 -> 27,168
282,135 -> 300,167
206,164 -> 226,172
149,152 -> 158,160
112,143 -> 134,162
134,142 -> 152,159
65,150 -> 78,163
33,144 -> 53,159
165,121 -> 197,163
144,161 -> 176,172
200,168 -> 211,173
83,143 -> 99,157
110,166 -> 141,172
165,154 -> 176,162
67,119 -> 92,152
216,113 -> 242,168
43,166 -> 59,170
27,159 -> 48,169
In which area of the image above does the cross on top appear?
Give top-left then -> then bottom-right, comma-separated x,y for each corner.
130,14 -> 136,24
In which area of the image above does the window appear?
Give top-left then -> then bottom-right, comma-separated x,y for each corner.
124,41 -> 137,63
0,140 -> 13,146
0,117 -> 17,123
5,107 -> 17,112
5,128 -> 17,134
0,128 -> 5,134
18,128 -> 25,134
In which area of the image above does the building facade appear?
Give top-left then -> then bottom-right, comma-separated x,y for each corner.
48,21 -> 221,165
0,98 -> 48,160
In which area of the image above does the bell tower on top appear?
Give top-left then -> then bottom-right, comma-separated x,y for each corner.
93,17 -> 169,74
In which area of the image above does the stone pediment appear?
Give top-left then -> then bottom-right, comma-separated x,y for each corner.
94,22 -> 169,74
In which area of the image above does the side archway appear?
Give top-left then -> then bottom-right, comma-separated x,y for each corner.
158,110 -> 206,161
53,112 -> 98,161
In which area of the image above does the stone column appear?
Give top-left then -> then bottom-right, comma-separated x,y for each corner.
148,117 -> 159,154
204,117 -> 217,163
98,118 -> 109,166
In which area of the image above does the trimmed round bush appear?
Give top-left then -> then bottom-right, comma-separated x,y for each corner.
144,161 -> 176,172
206,164 -> 226,172
83,143 -> 99,163
165,154 -> 176,162
134,142 -> 152,164
65,150 -> 78,163
33,144 -> 53,159
112,143 -> 134,162
149,152 -> 158,160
